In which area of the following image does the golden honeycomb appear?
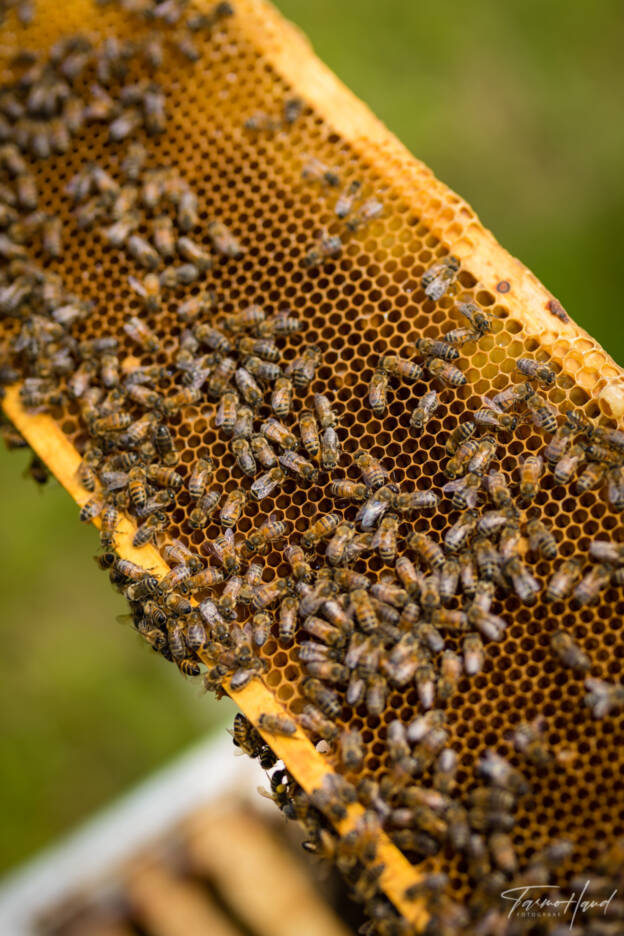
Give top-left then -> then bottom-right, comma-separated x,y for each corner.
1,0 -> 624,932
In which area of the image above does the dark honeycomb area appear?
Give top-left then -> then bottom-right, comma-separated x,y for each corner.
1,0 -> 623,910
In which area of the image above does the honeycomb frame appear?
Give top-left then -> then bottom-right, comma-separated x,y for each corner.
1,0 -> 623,931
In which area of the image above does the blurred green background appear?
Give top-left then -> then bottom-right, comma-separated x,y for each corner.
2,0 -> 623,874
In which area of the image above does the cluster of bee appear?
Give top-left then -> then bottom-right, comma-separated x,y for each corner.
300,158 -> 384,267
234,709 -> 624,936
1,4 -> 623,934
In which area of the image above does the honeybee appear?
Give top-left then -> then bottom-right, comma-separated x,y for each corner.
211,392 -> 237,438
145,465 -> 183,491
393,490 -> 438,515
583,441 -> 620,465
279,450 -> 318,482
207,219 -> 244,258
463,633 -> 485,675
75,447 -> 101,492
238,337 -> 280,362
334,727 -> 365,771
354,450 -> 388,490
235,367 -> 263,407
42,215 -> 62,258
446,420 -> 476,456
526,518 -> 557,559
123,315 -> 160,353
126,466 -> 147,512
380,355 -> 423,383
526,393 -> 558,434
408,532 -> 444,571
263,311 -> 304,337
299,705 -> 338,743
313,393 -> 338,428
584,677 -> 624,719
99,503 -> 119,549
220,488 -> 247,527
444,509 -> 479,552
445,438 -> 479,480
133,511 -> 167,548
250,433 -> 277,468
232,407 -> 254,441
102,212 -> 139,247
188,566 -> 225,591
288,346 -> 321,389
551,631 -> 590,671
553,443 -> 586,484
331,178 -> 360,218
250,612 -> 271,646
121,141 -> 147,182
261,417 -> 298,450
368,368 -> 388,415
489,832 -> 518,875
127,384 -> 163,411
589,539 -> 624,565
294,411 -> 320,458
231,713 -> 265,758
231,438 -> 257,477
244,355 -> 282,383
426,357 -> 466,387
320,427 -> 340,470
302,512 -> 340,548
245,516 -> 288,553
468,436 -> 498,476
210,529 -> 240,575
519,454 -> 544,501
303,614 -> 344,649
456,298 -> 492,335
370,581 -> 408,610
303,232 -> 342,268
278,596 -> 298,643
574,564 -> 611,606
301,156 -> 340,186
189,458 -> 214,499
92,411 -> 132,435
160,560 -> 194,595
250,466 -> 285,500
505,556 -> 540,603
517,357 -> 556,386
371,513 -> 399,562
173,188 -> 197,232
499,523 -> 524,566
301,677 -> 342,720
607,465 -> 624,511
188,490 -> 221,528
510,720 -> 552,770
542,559 -> 582,604
206,357 -> 236,400
491,381 -> 535,413
413,661 -> 435,711
422,255 -> 460,301
443,472 -> 481,509
257,712 -> 297,736
326,522 -> 356,566
477,507 -> 515,538
177,236 -> 213,271
473,537 -> 501,582
479,749 -> 529,795
483,470 -> 512,509
347,588 -> 377,635
474,399 -> 517,433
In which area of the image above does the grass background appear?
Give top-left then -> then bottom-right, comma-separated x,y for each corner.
1,0 -> 623,873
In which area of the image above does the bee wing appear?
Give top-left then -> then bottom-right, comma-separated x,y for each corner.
482,394 -> 503,413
